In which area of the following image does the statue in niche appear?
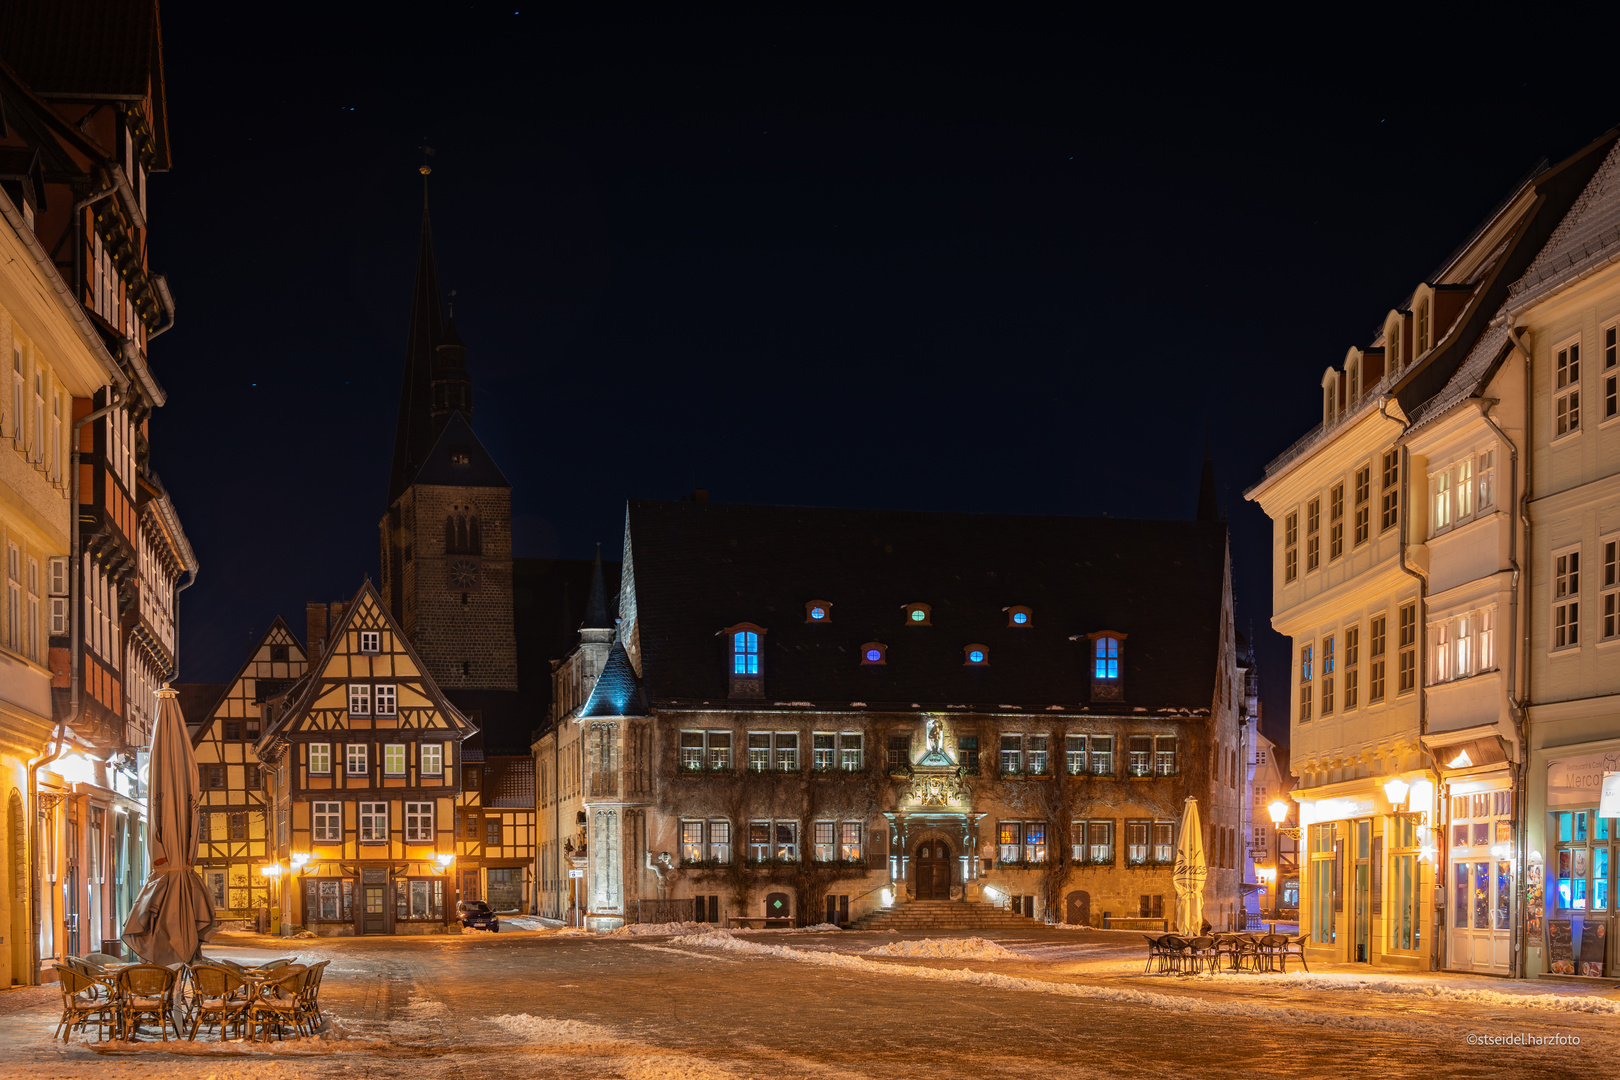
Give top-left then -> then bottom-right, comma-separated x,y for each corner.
927,718 -> 944,755
646,851 -> 675,898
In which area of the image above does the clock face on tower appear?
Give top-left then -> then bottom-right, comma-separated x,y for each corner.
448,558 -> 480,588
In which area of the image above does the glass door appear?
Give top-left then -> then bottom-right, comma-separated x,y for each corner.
1450,791 -> 1513,973
1354,820 -> 1370,962
1551,810 -> 1614,976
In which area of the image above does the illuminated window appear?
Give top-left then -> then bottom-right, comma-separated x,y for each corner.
804,600 -> 832,623
1007,606 -> 1032,627
860,642 -> 887,665
1555,338 -> 1581,439
1088,632 -> 1125,701
1553,547 -> 1581,650
964,644 -> 988,666
733,630 -> 759,674
1094,637 -> 1119,679
903,603 -> 931,625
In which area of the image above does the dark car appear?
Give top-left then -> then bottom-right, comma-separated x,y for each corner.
457,900 -> 500,931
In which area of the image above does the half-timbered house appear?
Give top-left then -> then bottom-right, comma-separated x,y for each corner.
182,618 -> 307,927
256,581 -> 476,935
454,743 -> 536,913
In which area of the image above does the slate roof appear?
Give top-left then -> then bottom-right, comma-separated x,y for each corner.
406,410 -> 508,490
624,500 -> 1228,712
1509,136 -> 1620,313
482,755 -> 536,808
1406,305 -> 1511,432
579,641 -> 648,719
174,682 -> 225,731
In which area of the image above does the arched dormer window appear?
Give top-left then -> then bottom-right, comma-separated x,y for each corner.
1087,631 -> 1126,702
902,603 -> 932,626
963,644 -> 989,666
1347,355 -> 1360,404
1321,369 -> 1340,427
445,504 -> 481,555
1416,297 -> 1431,354
860,642 -> 887,665
805,600 -> 832,623
724,622 -> 766,699
1007,605 -> 1032,627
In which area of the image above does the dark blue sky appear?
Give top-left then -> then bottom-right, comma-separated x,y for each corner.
152,5 -> 1616,744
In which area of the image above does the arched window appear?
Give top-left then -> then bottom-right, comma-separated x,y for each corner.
1094,637 -> 1120,679
724,623 -> 767,699
963,644 -> 988,666
1007,606 -> 1033,627
1087,631 -> 1126,701
903,603 -> 932,626
805,600 -> 832,623
860,642 -> 887,665
1416,298 -> 1430,354
445,504 -> 482,555
733,630 -> 759,675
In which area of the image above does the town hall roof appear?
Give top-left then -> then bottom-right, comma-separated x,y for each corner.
623,500 -> 1228,713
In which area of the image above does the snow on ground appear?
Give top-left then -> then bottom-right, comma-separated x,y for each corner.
489,1014 -> 742,1079
500,916 -> 549,931
609,921 -> 711,937
487,1013 -> 631,1046
1229,970 -> 1620,1015
865,936 -> 1023,960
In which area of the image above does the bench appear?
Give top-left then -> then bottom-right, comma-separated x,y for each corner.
1106,917 -> 1169,931
726,916 -> 795,929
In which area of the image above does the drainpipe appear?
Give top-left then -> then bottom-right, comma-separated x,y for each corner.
1380,395 -> 1435,970
166,569 -> 196,681
24,722 -> 67,984
1504,319 -> 1535,979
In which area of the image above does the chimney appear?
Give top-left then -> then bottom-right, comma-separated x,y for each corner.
329,601 -> 347,637
306,602 -> 328,659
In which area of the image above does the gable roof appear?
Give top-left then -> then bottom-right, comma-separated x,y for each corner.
579,641 -> 648,719
176,682 -> 225,733
624,500 -> 1228,712
259,580 -> 477,748
482,755 -> 536,808
1509,135 -> 1620,314
188,616 -> 306,747
406,410 -> 508,490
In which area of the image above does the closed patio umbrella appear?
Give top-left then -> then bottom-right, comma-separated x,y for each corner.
1173,797 -> 1207,936
122,686 -> 218,965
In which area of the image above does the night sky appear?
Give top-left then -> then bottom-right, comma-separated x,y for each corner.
151,6 -> 1617,746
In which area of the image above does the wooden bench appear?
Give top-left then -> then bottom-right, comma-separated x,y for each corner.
726,916 -> 795,929
1106,917 -> 1169,932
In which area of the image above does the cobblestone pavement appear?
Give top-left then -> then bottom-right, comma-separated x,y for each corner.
0,925 -> 1613,1079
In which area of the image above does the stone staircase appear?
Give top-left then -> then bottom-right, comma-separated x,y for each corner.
848,899 -> 1036,932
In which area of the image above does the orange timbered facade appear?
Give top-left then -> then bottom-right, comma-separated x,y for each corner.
257,582 -> 475,935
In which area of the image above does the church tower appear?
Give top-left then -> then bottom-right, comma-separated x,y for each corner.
379,202 -> 518,691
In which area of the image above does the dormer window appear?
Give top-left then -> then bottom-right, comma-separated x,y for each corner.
805,601 -> 832,623
1416,298 -> 1430,354
1007,606 -> 1032,627
725,623 -> 766,699
1088,631 -> 1126,701
964,645 -> 988,666
861,642 -> 887,665
903,603 -> 932,626
1322,370 -> 1339,426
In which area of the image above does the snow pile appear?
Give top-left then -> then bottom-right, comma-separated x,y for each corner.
668,928 -> 755,950
294,929 -> 318,939
502,916 -> 549,931
1245,971 -> 1620,1015
610,921 -> 711,937
865,937 -> 1023,960
461,925 -> 496,935
488,1013 -> 629,1046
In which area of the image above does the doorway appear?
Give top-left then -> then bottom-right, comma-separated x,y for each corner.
1066,890 -> 1092,926
915,840 -> 951,900
362,869 -> 389,934
1353,819 -> 1370,963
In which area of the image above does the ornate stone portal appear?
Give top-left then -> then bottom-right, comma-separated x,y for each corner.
888,718 -> 985,899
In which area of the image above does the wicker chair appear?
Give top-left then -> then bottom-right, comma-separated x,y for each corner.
84,952 -> 122,968
1279,934 -> 1311,972
185,964 -> 248,1040
256,957 -> 298,971
118,964 -> 180,1041
1186,936 -> 1219,974
52,964 -> 118,1042
247,968 -> 311,1041
296,960 -> 330,1031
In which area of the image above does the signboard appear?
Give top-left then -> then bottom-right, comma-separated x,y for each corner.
1600,774 -> 1620,819
1548,918 -> 1574,974
569,868 -> 584,878
1547,753 -> 1620,807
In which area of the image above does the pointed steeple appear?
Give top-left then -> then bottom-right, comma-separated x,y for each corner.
583,543 -> 611,630
387,207 -> 449,507
579,641 -> 647,719
1195,442 -> 1219,522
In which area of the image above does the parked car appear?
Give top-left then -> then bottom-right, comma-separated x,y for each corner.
457,900 -> 500,931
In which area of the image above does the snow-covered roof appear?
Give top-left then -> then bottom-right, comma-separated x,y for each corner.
1509,138 -> 1620,313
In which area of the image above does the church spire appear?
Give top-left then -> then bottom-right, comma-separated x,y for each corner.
583,543 -> 612,630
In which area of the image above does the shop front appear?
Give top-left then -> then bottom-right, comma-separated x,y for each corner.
1538,750 -> 1620,979
1425,726 -> 1519,976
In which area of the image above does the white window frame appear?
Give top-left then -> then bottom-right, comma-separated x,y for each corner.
359,630 -> 381,653
812,731 -> 836,771
1000,733 -> 1022,775
839,732 -> 862,771
383,743 -> 406,777
840,821 -> 863,862
1601,322 -> 1618,426
1601,533 -> 1620,643
1553,545 -> 1581,651
309,743 -> 332,775
348,683 -> 371,716
405,801 -> 433,842
358,802 -> 387,843
813,820 -> 838,862
313,801 -> 342,842
346,743 -> 369,776
374,683 -> 397,716
1554,335 -> 1582,440
420,742 -> 444,776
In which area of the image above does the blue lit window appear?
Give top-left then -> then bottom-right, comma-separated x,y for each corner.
733,631 -> 760,675
964,645 -> 988,666
812,607 -> 825,620
805,601 -> 832,623
861,642 -> 887,665
1094,637 -> 1119,679
1012,612 -> 1027,624
1008,606 -> 1032,627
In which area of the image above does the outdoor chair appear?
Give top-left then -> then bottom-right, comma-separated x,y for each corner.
1186,936 -> 1219,974
295,960 -> 330,1031
63,957 -> 115,998
185,964 -> 248,1040
257,957 -> 298,971
1158,935 -> 1191,974
247,967 -> 311,1040
1141,935 -> 1168,974
117,963 -> 180,1041
84,951 -> 122,967
1279,934 -> 1310,972
1212,935 -> 1245,973
52,964 -> 118,1042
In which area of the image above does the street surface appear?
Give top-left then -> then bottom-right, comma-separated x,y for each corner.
1,923 -> 1613,1079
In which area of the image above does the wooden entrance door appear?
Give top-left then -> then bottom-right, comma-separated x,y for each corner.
915,841 -> 951,899
362,868 -> 388,934
1066,890 -> 1091,926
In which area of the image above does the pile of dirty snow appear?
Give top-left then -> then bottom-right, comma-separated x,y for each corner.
609,920 -> 711,937
488,1014 -> 629,1046
865,937 -> 1023,960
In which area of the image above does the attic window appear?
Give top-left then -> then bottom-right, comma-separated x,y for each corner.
450,447 -> 471,466
964,645 -> 988,666
1087,631 -> 1126,702
861,642 -> 887,665
725,623 -> 766,699
1008,606 -> 1032,627
359,631 -> 381,653
805,601 -> 832,623
904,603 -> 932,626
